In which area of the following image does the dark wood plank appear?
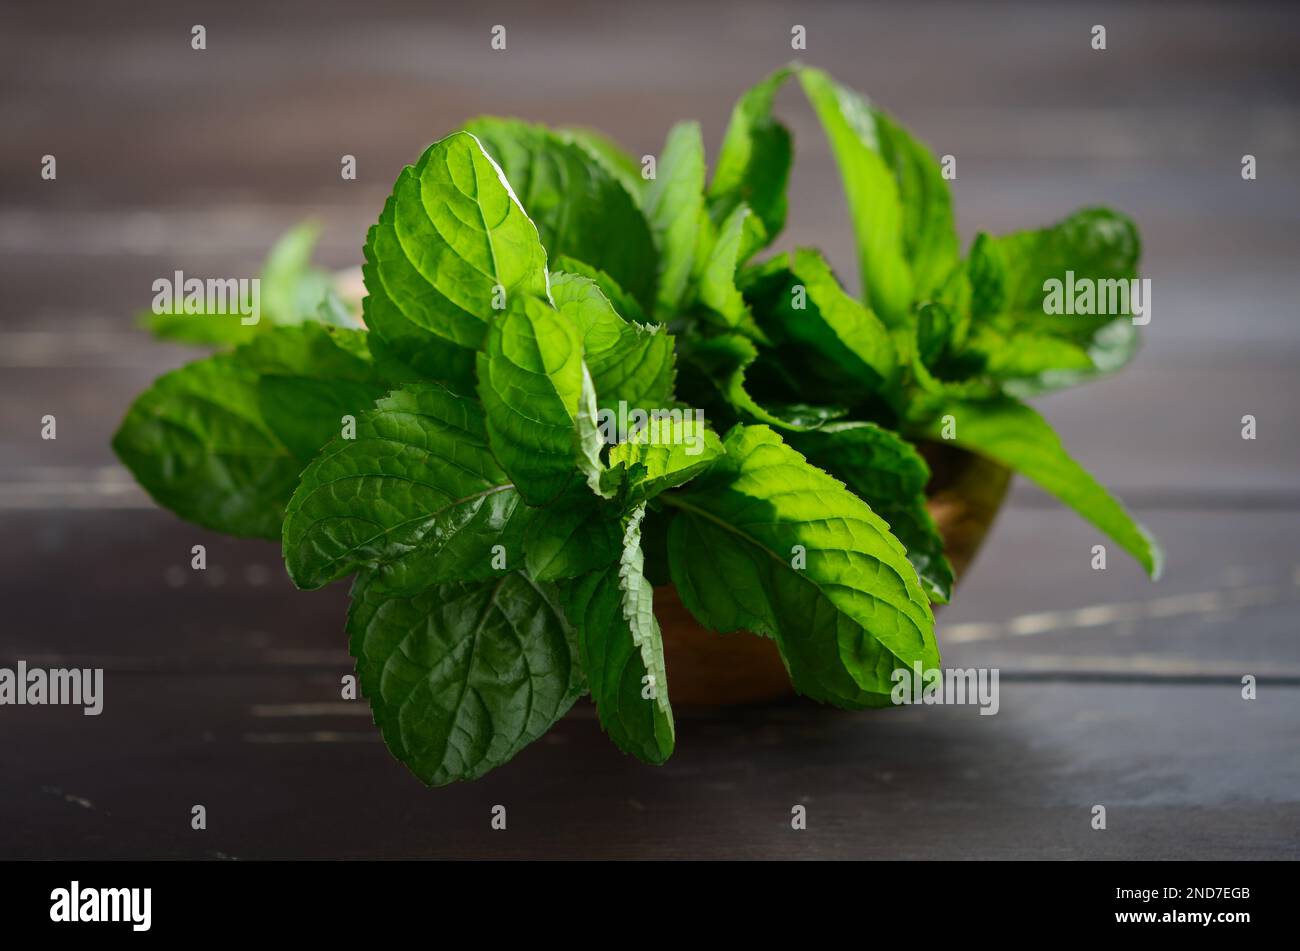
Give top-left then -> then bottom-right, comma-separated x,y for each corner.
1,507 -> 1297,859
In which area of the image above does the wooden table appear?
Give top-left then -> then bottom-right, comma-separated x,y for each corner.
2,0 -> 1297,859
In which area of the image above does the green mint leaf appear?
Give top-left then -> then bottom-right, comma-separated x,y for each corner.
963,326 -> 1094,379
1002,320 -> 1140,398
870,109 -> 961,302
971,208 -> 1142,390
931,259 -> 973,349
575,364 -> 609,495
523,487 -> 623,582
466,117 -> 658,311
363,328 -> 433,386
915,297 -> 955,366
605,415 -> 724,504
239,323 -> 387,463
259,220 -> 334,326
116,325 -> 392,539
348,572 -> 585,786
985,208 -> 1140,326
643,121 -> 707,314
316,286 -> 365,330
139,307 -> 258,347
362,131 -> 549,392
790,422 -> 954,604
562,504 -> 675,763
548,269 -> 676,412
966,232 -> 1008,321
560,126 -> 645,198
281,383 -> 529,592
142,221 -> 339,347
896,317 -> 1000,422
742,248 -> 898,394
679,333 -> 839,432
798,66 -> 957,324
694,203 -> 771,340
639,506 -> 675,586
551,255 -> 648,323
477,295 -> 606,505
112,353 -> 300,539
709,66 -> 794,247
921,397 -> 1161,578
664,424 -> 936,707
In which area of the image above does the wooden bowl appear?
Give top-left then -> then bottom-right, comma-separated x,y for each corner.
656,443 -> 1011,706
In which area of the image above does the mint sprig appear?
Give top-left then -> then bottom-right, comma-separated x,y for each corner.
113,65 -> 1160,785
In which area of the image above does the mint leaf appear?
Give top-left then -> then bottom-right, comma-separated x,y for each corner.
921,397 -> 1161,578
282,383 -> 530,592
985,208 -> 1139,327
605,415 -> 724,504
364,328 -> 433,386
362,131 -> 549,392
140,305 -> 258,348
523,488 -> 623,582
643,121 -> 706,314
560,126 -> 645,198
972,208 -> 1142,389
142,221 -> 341,347
316,286 -> 364,330
871,109 -> 960,302
562,504 -> 674,763
743,248 -> 898,395
790,422 -> 953,603
915,297 -> 956,366
112,354 -> 300,539
664,424 -> 936,707
679,333 -> 840,432
1003,320 -> 1140,398
115,325 -> 392,540
259,220 -> 335,327
963,325 -> 1093,379
551,255 -> 649,323
466,117 -> 658,310
709,67 -> 794,246
965,232 -> 1007,321
477,295 -> 605,505
239,323 -> 386,462
548,269 -> 675,413
798,66 -> 957,323
348,572 -> 585,786
896,316 -> 1000,422
694,204 -> 769,339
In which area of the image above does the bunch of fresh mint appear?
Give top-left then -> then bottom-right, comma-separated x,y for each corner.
114,65 -> 1160,785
